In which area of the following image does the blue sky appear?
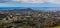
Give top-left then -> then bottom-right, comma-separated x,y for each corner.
0,0 -> 60,11
0,0 -> 60,7
0,2 -> 60,7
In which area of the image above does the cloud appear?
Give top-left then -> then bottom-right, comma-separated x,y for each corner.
12,0 -> 60,4
2,0 -> 8,1
12,0 -> 45,3
46,0 -> 60,4
12,0 -> 21,2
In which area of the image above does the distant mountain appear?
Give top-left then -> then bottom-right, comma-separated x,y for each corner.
0,7 -> 60,11
5,8 -> 40,12
13,8 -> 33,11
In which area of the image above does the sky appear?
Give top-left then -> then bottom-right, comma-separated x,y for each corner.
0,0 -> 60,7
0,0 -> 60,11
